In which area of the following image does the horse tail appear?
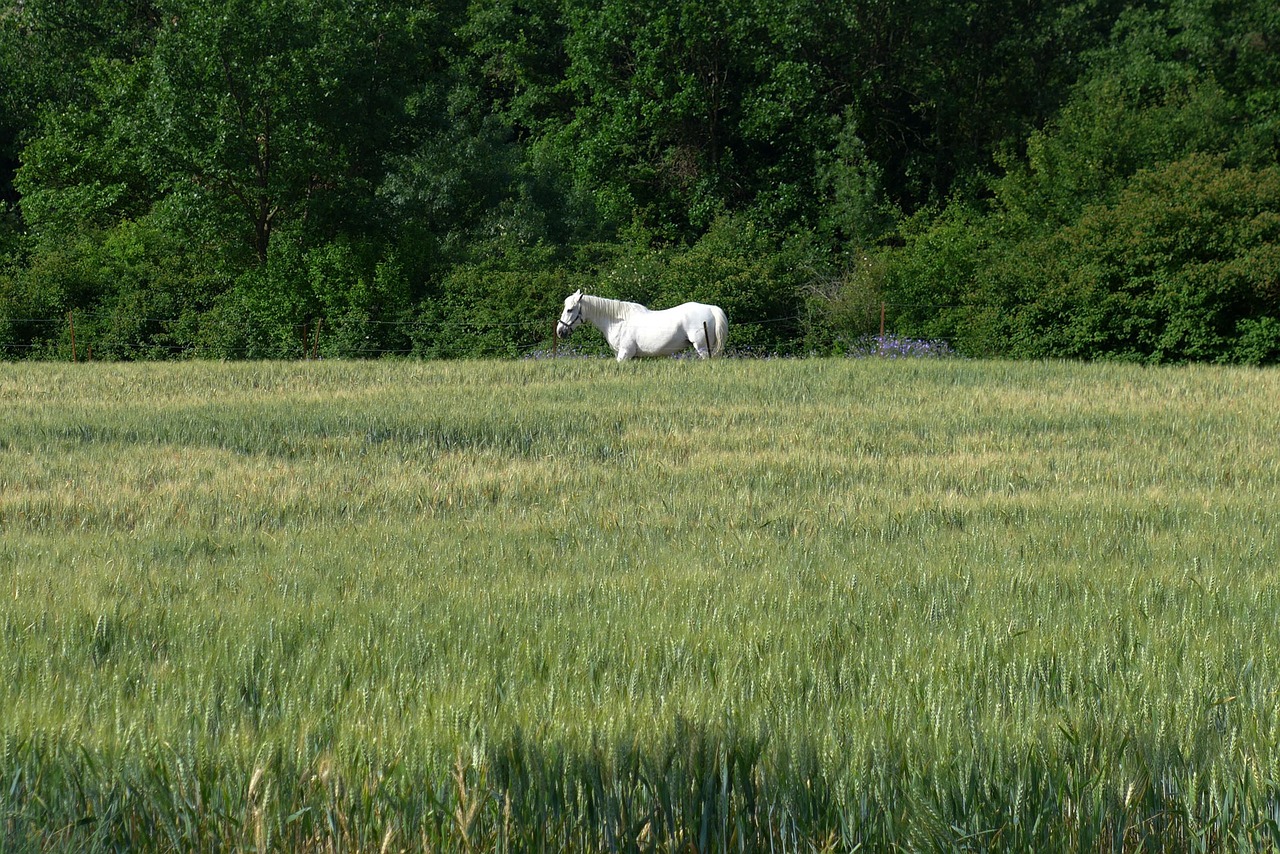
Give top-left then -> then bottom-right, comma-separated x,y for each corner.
710,307 -> 728,357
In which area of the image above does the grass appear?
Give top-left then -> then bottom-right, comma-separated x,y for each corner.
1,358 -> 1279,851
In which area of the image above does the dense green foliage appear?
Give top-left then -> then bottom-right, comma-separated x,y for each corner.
3,359 -> 1280,850
1,0 -> 1277,360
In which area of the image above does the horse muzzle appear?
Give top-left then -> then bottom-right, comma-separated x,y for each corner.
555,321 -> 573,339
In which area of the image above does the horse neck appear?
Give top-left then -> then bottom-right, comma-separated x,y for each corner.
580,294 -> 644,325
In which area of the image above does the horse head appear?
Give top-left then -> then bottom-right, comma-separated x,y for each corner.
556,290 -> 585,338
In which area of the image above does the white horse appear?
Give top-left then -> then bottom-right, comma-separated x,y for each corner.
555,291 -> 728,361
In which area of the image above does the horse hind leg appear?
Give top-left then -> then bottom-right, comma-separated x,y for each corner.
692,322 -> 712,358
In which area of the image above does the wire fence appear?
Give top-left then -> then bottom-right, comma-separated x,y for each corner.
1,302 -> 961,360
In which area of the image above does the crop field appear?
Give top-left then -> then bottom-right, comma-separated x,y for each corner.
2,357 -> 1280,851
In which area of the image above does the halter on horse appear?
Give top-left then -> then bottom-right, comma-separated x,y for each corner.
555,291 -> 728,361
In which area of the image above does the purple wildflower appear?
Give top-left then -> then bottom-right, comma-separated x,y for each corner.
846,334 -> 957,359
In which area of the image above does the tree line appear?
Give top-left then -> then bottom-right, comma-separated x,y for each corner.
1,0 -> 1277,362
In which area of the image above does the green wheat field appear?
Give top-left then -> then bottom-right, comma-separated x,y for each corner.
2,358 -> 1279,851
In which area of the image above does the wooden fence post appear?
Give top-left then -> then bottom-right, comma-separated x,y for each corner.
879,302 -> 886,355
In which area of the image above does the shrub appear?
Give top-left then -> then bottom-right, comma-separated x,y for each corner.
1011,154 -> 1280,363
0,217 -> 225,359
414,240 -> 587,358
306,239 -> 414,358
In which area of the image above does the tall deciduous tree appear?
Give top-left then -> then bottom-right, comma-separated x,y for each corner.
4,0 -> 160,240
145,0 -> 441,263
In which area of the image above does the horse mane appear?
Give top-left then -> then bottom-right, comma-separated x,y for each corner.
580,294 -> 648,322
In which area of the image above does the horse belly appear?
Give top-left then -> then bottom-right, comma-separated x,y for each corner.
632,320 -> 690,356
